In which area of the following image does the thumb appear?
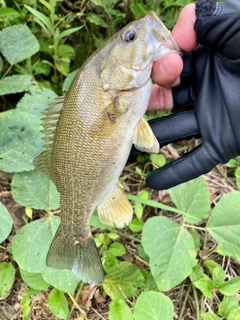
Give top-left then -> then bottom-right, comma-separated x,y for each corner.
146,144 -> 218,190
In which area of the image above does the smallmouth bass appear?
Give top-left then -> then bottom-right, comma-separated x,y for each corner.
34,12 -> 181,285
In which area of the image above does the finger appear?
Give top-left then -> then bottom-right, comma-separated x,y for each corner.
172,4 -> 198,52
148,85 -> 174,111
148,110 -> 200,146
146,144 -> 217,190
151,53 -> 183,87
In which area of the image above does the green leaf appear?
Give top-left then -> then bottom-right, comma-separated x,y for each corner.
193,278 -> 215,298
103,251 -> 118,273
87,13 -> 108,28
190,265 -> 207,283
219,277 -> 240,296
200,313 -> 221,320
109,243 -> 126,257
41,267 -> 79,293
228,308 -> 240,320
17,87 -> 57,118
24,5 -> 52,31
0,24 -> 39,64
56,26 -> 84,43
0,7 -> 20,17
0,262 -> 15,298
12,169 -> 60,210
12,216 -> 60,273
20,269 -> 50,290
48,289 -> 69,320
207,191 -> 240,260
150,153 -> 166,167
204,261 -> 226,285
134,291 -> 174,320
62,69 -> 78,92
0,55 -> 2,73
170,177 -> 211,223
109,300 -> 133,320
0,203 -> 12,243
219,295 -> 238,319
12,216 -> 79,293
133,202 -> 143,220
0,109 -> 42,172
103,262 -> 145,300
142,216 -> 196,291
129,219 -> 144,233
0,75 -> 34,95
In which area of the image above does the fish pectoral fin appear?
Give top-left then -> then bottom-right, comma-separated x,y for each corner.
98,183 -> 133,228
133,117 -> 159,153
33,96 -> 65,183
47,230 -> 104,285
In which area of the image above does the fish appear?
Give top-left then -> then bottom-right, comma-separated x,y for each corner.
34,11 -> 181,285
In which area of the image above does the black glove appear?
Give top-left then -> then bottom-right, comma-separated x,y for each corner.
146,0 -> 240,190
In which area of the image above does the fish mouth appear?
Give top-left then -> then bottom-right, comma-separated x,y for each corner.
145,11 -> 182,61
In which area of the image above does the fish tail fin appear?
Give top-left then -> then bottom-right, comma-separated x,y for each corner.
46,232 -> 104,285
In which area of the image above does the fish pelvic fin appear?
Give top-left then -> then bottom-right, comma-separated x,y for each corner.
133,117 -> 159,153
33,96 -> 65,182
46,232 -> 104,285
98,183 -> 133,228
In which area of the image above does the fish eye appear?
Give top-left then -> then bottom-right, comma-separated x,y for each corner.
122,30 -> 137,42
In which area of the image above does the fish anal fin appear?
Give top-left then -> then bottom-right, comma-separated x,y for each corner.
133,117 -> 159,153
47,230 -> 104,285
98,183 -> 133,228
33,96 -> 65,182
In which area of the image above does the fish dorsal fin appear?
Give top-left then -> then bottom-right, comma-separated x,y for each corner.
133,117 -> 159,153
33,96 -> 65,182
98,183 -> 133,228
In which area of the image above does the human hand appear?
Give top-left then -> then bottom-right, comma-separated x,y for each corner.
148,4 -> 197,111
146,0 -> 240,190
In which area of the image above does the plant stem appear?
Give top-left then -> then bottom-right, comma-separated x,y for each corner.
179,284 -> 191,320
192,284 -> 200,320
67,282 -> 86,320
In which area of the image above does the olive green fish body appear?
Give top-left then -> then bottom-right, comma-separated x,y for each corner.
34,12 -> 181,285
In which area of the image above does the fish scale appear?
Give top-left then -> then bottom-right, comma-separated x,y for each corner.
34,11 -> 181,285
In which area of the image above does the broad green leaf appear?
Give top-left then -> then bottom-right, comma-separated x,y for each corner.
0,262 -> 15,297
0,109 -> 42,172
204,261 -> 226,285
133,202 -> 143,220
20,269 -> 50,290
48,289 -> 69,320
108,243 -> 126,257
24,6 -> 52,31
17,87 -> 57,118
103,262 -> 145,300
200,313 -> 221,320
12,169 -> 60,210
207,191 -> 240,259
0,75 -> 34,95
170,177 -> 211,223
0,56 -> 2,73
190,265 -> 208,283
142,216 -> 196,291
134,291 -> 174,320
0,24 -> 39,64
219,295 -> 238,319
12,216 -> 60,273
42,267 -> 79,294
218,277 -> 240,296
193,278 -> 215,298
0,203 -> 12,243
102,251 -> 118,273
109,300 -> 133,320
228,308 -> 240,320
62,69 -> 78,92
